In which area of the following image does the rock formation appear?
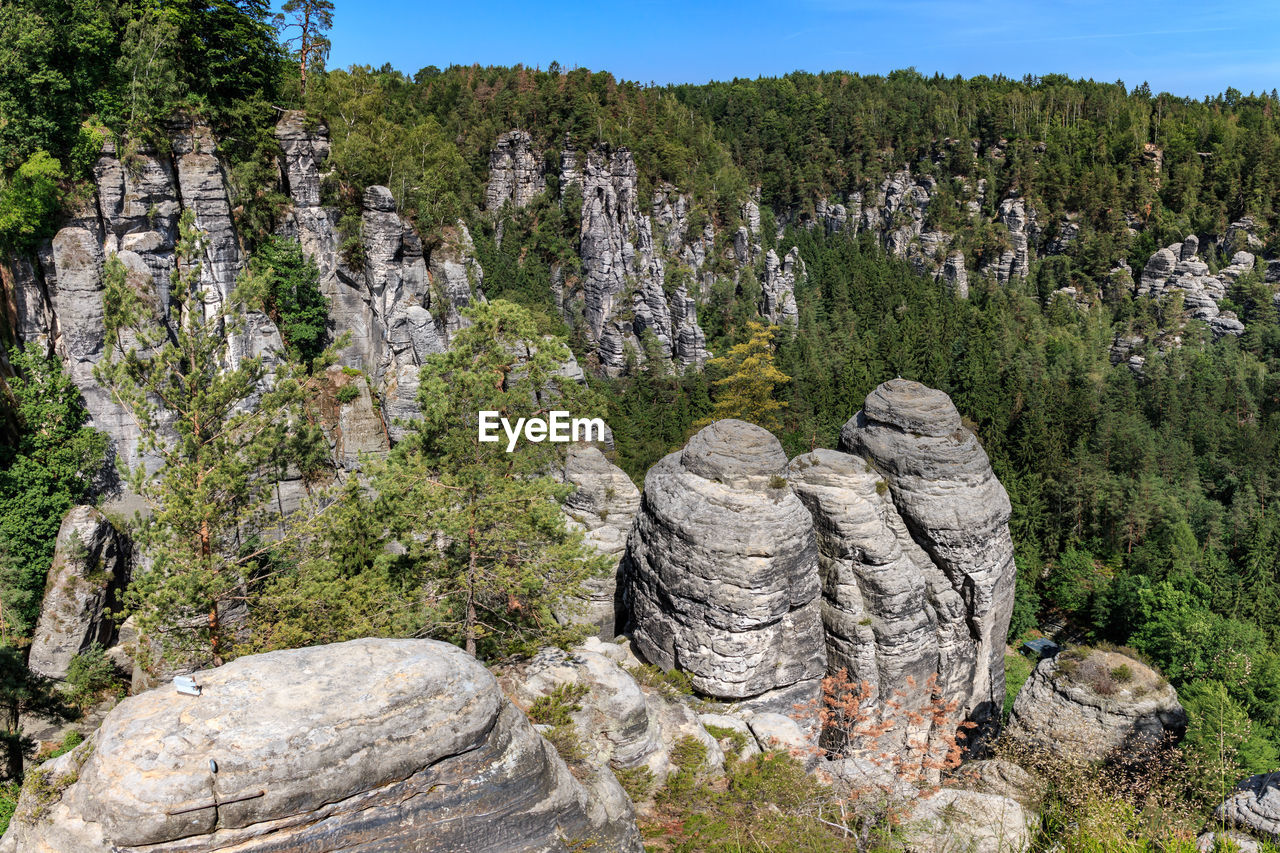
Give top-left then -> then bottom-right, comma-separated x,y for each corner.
0,638 -> 642,853
27,507 -> 130,681
1137,236 -> 1254,337
500,637 -> 724,790
558,445 -> 641,637
625,419 -> 826,701
761,247 -> 802,324
1006,647 -> 1186,762
839,379 -> 1016,742
1214,772 -> 1280,843
902,788 -> 1031,853
485,130 -> 546,210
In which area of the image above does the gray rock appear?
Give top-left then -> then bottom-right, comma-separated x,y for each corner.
903,788 -> 1031,853
275,110 -> 330,208
28,507 -> 130,681
697,713 -> 761,761
1197,830 -> 1262,852
1139,247 -> 1178,296
1215,772 -> 1280,842
485,130 -> 546,210
626,419 -> 826,699
747,712 -> 810,752
1007,648 -> 1186,762
559,445 -> 641,637
943,251 -> 969,299
0,638 -> 642,853
952,760 -> 1042,814
761,247 -> 802,324
840,379 -> 1016,744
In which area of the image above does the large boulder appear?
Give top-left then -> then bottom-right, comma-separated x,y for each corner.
1215,771 -> 1280,843
558,445 -> 642,637
840,379 -> 1016,744
1007,647 -> 1186,762
0,638 -> 641,852
903,788 -> 1031,853
27,507 -> 129,681
625,419 -> 826,700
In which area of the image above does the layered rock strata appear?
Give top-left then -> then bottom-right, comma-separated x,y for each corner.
0,638 -> 642,853
625,419 -> 826,699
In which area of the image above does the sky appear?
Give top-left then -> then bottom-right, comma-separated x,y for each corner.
317,1 -> 1280,99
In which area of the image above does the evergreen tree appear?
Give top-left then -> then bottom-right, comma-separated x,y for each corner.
95,212 -> 309,667
699,320 -> 790,433
375,300 -> 608,658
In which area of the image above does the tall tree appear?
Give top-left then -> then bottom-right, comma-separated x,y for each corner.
275,0 -> 333,97
376,299 -> 608,658
698,320 -> 790,434
95,211 -> 308,668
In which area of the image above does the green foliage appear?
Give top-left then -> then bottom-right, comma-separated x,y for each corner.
0,345 -> 106,638
64,644 -> 120,707
1004,651 -> 1033,723
0,642 -> 70,782
334,384 -> 359,404
244,235 -> 330,367
95,211 -> 312,668
527,682 -> 589,727
0,779 -> 17,836
0,150 -> 64,254
40,730 -> 83,762
370,299 -> 609,659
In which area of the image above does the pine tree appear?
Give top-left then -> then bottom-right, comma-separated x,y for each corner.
376,299 -> 608,658
698,320 -> 790,433
95,211 -> 309,668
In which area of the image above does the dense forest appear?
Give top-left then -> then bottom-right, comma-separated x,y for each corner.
3,1 -> 1280,848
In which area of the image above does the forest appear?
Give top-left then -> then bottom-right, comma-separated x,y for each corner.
2,0 -> 1280,849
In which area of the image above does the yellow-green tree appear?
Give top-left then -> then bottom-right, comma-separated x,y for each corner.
698,321 -> 790,433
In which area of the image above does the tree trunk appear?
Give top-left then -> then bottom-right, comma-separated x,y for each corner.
3,698 -> 21,782
465,508 -> 478,657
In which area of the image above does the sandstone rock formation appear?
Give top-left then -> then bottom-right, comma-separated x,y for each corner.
761,246 -> 802,324
27,506 -> 129,681
558,445 -> 641,637
0,638 -> 642,853
903,788 -> 1031,853
1215,771 -> 1280,843
500,637 -> 723,790
839,379 -> 1016,742
1137,236 -> 1254,337
485,130 -> 546,210
1007,647 -> 1186,762
625,419 -> 826,700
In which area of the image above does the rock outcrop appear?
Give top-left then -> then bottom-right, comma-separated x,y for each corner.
0,638 -> 642,853
903,788 -> 1031,853
558,445 -> 641,637
1137,236 -> 1254,337
27,507 -> 130,681
1215,772 -> 1280,842
500,637 -> 724,791
839,379 -> 1016,743
485,130 -> 546,210
625,419 -> 826,700
1007,648 -> 1186,762
761,247 -> 802,324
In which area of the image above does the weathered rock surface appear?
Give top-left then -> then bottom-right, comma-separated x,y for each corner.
485,130 -> 546,210
1007,648 -> 1186,762
0,638 -> 642,853
1215,771 -> 1280,842
786,447 -> 943,760
903,788 -> 1031,853
1197,830 -> 1262,853
952,760 -> 1042,814
559,445 -> 641,637
500,637 -> 723,789
1137,236 -> 1255,336
625,419 -> 826,700
27,507 -> 130,681
840,379 -> 1016,743
761,247 -> 802,324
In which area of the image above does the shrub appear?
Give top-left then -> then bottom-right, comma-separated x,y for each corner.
768,474 -> 788,490
1111,664 -> 1134,684
0,781 -> 17,836
334,384 -> 361,404
37,730 -> 83,762
528,682 -> 589,727
615,764 -> 655,802
65,644 -> 120,707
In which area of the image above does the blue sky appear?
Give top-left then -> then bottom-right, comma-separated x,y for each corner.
318,1 -> 1280,98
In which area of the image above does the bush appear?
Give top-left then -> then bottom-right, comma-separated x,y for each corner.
244,236 -> 329,367
528,682 -> 589,727
65,644 -> 120,707
0,150 -> 63,254
0,781 -> 17,837
334,384 -> 361,405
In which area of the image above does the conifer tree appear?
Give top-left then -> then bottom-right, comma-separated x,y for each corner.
95,211 -> 309,667
376,299 -> 608,658
698,320 -> 790,433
